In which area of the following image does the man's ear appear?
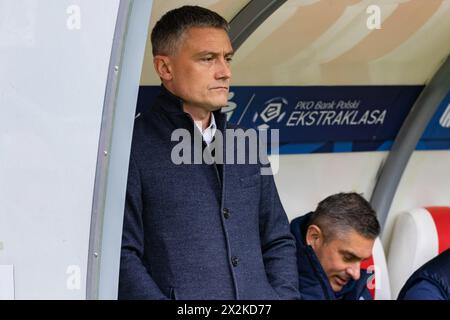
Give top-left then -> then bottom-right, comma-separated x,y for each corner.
306,224 -> 324,249
153,55 -> 173,81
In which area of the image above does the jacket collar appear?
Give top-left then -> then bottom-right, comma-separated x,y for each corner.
292,213 -> 336,299
153,84 -> 185,115
291,213 -> 369,300
153,84 -> 227,131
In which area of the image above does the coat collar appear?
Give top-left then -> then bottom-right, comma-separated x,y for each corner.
153,84 -> 227,131
291,213 -> 369,300
152,84 -> 185,115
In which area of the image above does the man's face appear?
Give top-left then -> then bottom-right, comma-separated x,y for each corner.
308,227 -> 374,292
160,27 -> 233,112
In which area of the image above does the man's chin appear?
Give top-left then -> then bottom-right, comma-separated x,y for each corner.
208,101 -> 228,112
330,284 -> 342,292
209,93 -> 229,108
330,278 -> 346,292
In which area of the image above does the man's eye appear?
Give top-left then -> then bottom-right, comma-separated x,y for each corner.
226,57 -> 233,63
343,256 -> 353,262
202,57 -> 214,62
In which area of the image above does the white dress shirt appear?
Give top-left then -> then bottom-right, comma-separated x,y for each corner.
194,112 -> 217,145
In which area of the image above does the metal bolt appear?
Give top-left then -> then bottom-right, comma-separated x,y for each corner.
114,66 -> 119,72
104,150 -> 108,156
94,252 -> 99,258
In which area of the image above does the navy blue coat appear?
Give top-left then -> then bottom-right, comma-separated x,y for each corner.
118,86 -> 300,300
290,213 -> 372,300
398,248 -> 450,300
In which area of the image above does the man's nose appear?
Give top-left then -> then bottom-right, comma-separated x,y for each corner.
346,263 -> 361,281
215,57 -> 232,80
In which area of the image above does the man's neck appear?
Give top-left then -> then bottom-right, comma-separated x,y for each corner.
183,104 -> 212,132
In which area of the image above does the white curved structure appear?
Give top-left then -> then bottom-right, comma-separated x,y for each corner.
388,207 -> 450,298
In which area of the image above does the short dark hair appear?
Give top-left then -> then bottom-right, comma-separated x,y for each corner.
151,5 -> 229,56
308,192 -> 380,241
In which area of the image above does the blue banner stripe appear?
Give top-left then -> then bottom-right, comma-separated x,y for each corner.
137,86 -> 450,154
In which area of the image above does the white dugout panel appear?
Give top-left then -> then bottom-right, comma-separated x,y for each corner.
0,0 -> 120,299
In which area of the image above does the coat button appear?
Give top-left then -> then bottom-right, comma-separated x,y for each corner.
231,256 -> 239,267
223,208 -> 230,219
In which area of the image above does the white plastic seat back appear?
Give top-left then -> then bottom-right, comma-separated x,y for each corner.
387,207 -> 450,298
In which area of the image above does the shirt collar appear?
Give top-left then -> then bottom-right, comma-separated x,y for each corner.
209,112 -> 217,131
194,112 -> 217,145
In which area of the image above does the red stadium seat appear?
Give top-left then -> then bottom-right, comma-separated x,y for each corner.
427,207 -> 450,254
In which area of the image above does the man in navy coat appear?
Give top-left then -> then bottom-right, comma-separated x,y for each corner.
398,248 -> 450,300
290,193 -> 380,300
118,5 -> 300,300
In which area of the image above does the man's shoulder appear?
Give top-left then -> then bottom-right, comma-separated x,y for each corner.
129,106 -> 167,154
400,279 -> 446,300
223,122 -> 269,143
131,110 -> 154,138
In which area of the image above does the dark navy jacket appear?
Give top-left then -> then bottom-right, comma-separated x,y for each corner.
398,248 -> 450,300
290,213 -> 373,300
118,86 -> 300,300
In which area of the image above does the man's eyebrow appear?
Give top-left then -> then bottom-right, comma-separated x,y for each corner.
195,51 -> 234,57
340,250 -> 364,261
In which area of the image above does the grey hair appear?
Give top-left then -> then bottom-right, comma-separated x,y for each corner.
308,192 -> 380,241
151,5 -> 229,56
